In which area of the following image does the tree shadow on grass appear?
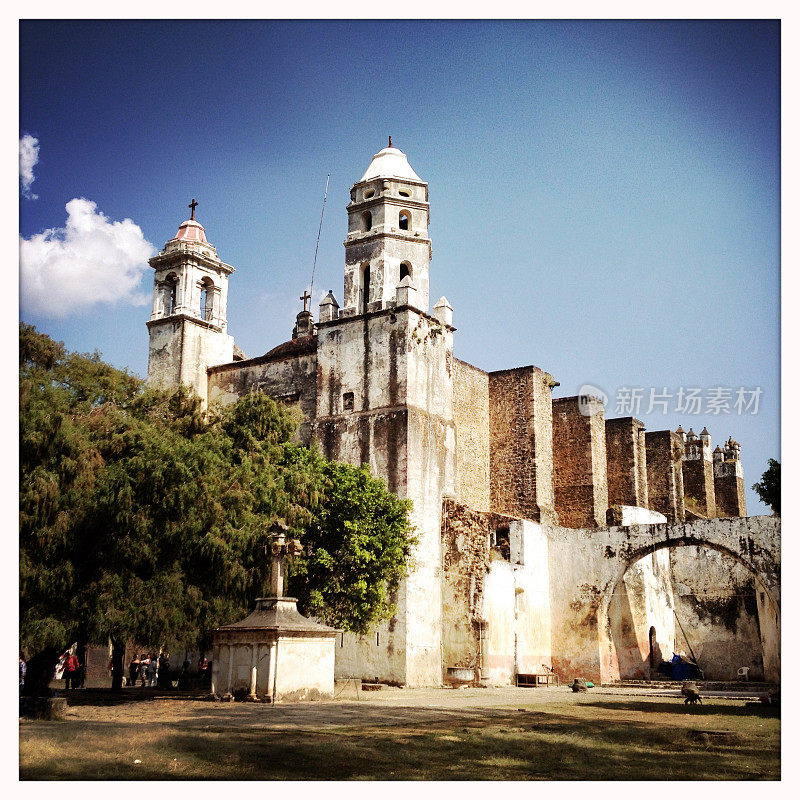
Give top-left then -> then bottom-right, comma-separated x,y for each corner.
21,707 -> 780,781
580,699 -> 780,719
56,689 -> 207,708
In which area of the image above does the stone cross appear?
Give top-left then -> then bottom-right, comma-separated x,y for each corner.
268,530 -> 304,598
189,198 -> 198,220
300,290 -> 311,312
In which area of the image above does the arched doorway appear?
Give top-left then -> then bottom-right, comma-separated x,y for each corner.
599,540 -> 780,685
648,626 -> 657,672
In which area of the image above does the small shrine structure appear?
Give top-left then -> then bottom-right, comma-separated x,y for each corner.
210,528 -> 338,701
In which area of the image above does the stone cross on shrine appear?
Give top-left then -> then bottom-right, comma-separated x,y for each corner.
300,290 -> 312,313
268,528 -> 304,598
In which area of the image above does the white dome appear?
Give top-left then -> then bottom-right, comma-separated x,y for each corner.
359,146 -> 422,183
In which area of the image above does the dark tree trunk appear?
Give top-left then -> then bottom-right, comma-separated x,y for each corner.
22,647 -> 60,697
110,637 -> 125,692
76,628 -> 88,688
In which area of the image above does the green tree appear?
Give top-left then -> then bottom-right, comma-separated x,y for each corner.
20,325 -> 415,686
752,458 -> 780,515
285,453 -> 415,634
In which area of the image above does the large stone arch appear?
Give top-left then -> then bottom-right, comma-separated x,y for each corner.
546,516 -> 780,684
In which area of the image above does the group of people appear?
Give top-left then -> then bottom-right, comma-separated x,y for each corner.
123,653 -> 211,689
19,648 -> 212,694
127,653 -> 164,687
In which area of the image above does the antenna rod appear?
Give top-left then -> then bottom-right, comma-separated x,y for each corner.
309,173 -> 330,304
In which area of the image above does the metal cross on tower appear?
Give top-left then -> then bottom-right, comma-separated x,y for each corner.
300,290 -> 311,312
188,198 -> 198,220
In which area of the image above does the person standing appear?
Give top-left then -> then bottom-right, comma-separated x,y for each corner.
139,654 -> 149,687
198,656 -> 209,686
128,655 -> 140,687
63,651 -> 80,690
157,654 -> 171,689
19,653 -> 26,694
146,655 -> 158,687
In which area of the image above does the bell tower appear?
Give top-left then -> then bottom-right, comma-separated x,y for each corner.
315,141 -> 455,688
342,138 -> 432,315
146,200 -> 235,405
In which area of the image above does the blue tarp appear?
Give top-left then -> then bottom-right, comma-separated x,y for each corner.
657,654 -> 701,680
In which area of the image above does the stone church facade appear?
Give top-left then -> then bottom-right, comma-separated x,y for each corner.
146,143 -> 779,686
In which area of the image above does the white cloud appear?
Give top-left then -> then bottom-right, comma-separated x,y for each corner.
19,134 -> 39,199
20,198 -> 155,318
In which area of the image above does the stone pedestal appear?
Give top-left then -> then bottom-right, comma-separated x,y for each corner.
211,596 -> 337,702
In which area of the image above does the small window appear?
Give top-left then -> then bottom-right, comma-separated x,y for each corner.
343,392 -> 354,411
400,262 -> 412,282
399,211 -> 410,231
200,279 -> 214,321
165,274 -> 178,315
364,188 -> 375,199
363,211 -> 372,231
494,526 -> 511,561
361,265 -> 370,314
399,189 -> 411,198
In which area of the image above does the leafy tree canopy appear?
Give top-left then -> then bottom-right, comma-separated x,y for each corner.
20,324 -> 415,666
285,450 -> 413,634
752,458 -> 780,515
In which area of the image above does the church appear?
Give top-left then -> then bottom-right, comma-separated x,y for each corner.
146,142 -> 780,688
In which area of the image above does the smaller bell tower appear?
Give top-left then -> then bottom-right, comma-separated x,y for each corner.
146,200 -> 235,405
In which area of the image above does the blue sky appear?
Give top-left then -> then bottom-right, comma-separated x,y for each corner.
19,20 -> 780,514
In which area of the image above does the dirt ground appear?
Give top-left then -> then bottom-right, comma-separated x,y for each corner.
19,685 -> 780,780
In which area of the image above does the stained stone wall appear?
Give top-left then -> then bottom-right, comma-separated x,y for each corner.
207,336 -> 318,444
315,304 -> 455,687
605,417 -> 648,508
552,396 -> 609,528
452,358 -> 491,512
440,498 -> 553,686
488,366 -> 557,523
645,430 -> 686,523
669,547 -> 764,680
714,460 -> 747,518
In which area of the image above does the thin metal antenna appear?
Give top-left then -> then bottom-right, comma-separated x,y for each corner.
309,173 -> 330,304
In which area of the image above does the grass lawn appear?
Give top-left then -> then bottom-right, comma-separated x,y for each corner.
19,689 -> 780,780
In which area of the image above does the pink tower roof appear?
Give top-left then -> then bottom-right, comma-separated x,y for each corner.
173,218 -> 208,244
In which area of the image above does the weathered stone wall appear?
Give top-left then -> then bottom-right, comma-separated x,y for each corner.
316,306 -> 455,687
505,519 -> 553,680
404,311 -> 455,686
552,396 -> 609,528
207,336 -> 318,444
441,499 -> 553,685
683,453 -> 716,518
645,430 -> 685,523
545,515 -> 780,684
488,366 -> 556,523
669,547 -> 764,680
452,358 -> 491,512
605,417 -> 648,508
714,461 -> 747,518
607,550 -> 676,679
147,315 -> 235,406
440,498 -> 510,675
